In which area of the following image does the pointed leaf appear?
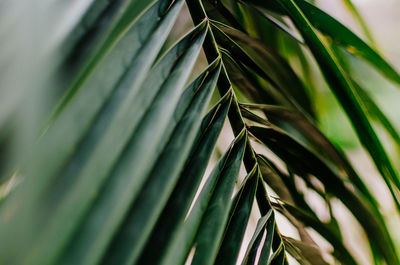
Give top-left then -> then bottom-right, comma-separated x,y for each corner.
241,103 -> 378,210
160,130 -> 247,265
212,22 -> 313,116
244,0 -> 400,85
97,59 -> 220,265
138,92 -> 232,265
214,166 -> 259,265
30,19 -> 206,265
190,130 -> 247,265
283,236 -> 329,265
0,1 -> 184,264
273,0 -> 400,224
249,125 -> 397,265
241,210 -> 273,265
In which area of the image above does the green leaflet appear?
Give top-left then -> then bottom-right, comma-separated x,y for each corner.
249,125 -> 398,265
332,45 -> 400,157
256,154 -> 296,206
252,180 -> 288,265
219,50 -> 280,105
54,0 -> 160,108
259,213 -> 281,265
213,22 -> 313,116
274,0 -> 400,219
340,0 -> 375,46
252,156 -> 286,265
283,236 -> 329,265
0,0 -> 105,128
138,92 -> 232,265
273,202 -> 358,265
293,0 -> 400,85
214,165 -> 259,265
46,0 -> 188,214
97,58 -> 220,265
211,22 -> 311,115
331,44 -> 400,157
241,210 -> 273,265
190,130 -> 247,265
159,129 -> 247,265
202,0 -> 245,31
256,155 -> 355,265
58,56 -> 220,265
353,82 -> 400,152
243,0 -> 400,85
50,0 -> 165,120
240,103 -> 378,211
26,16 -> 205,265
269,244 -> 288,265
0,1 -> 183,264
243,3 -> 303,44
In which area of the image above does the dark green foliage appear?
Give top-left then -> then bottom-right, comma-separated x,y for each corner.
0,0 -> 399,265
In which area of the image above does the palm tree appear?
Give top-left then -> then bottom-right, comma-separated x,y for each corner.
1,0 -> 400,264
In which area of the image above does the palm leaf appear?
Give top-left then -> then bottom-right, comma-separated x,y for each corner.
0,0 -> 399,265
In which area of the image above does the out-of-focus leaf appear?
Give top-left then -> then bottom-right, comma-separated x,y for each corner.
214,165 -> 259,265
214,23 -> 313,116
258,152 -> 345,242
158,129 -> 247,265
243,3 -> 304,43
55,0 -> 161,105
241,103 -> 378,210
276,0 -> 400,221
243,0 -> 400,85
340,0 -> 375,46
202,0 -> 245,31
249,124 -> 398,265
0,1 -> 185,264
257,154 -> 304,210
19,11 -> 205,265
283,236 -> 329,265
138,92 -> 232,265
353,82 -> 400,153
257,153 -> 346,256
211,22 -> 313,116
58,56 -> 220,265
0,0 -> 161,183
0,0 -> 113,129
32,19 -> 205,265
273,202 -> 358,265
219,50 -> 280,105
331,45 -> 400,157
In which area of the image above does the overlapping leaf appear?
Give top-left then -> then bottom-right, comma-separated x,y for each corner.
214,165 -> 259,265
243,0 -> 400,85
157,130 -> 247,265
138,92 -> 232,265
248,123 -> 397,264
0,1 -> 191,263
0,1 -> 398,265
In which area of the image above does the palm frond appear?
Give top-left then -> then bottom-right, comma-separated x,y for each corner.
1,0 -> 400,264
